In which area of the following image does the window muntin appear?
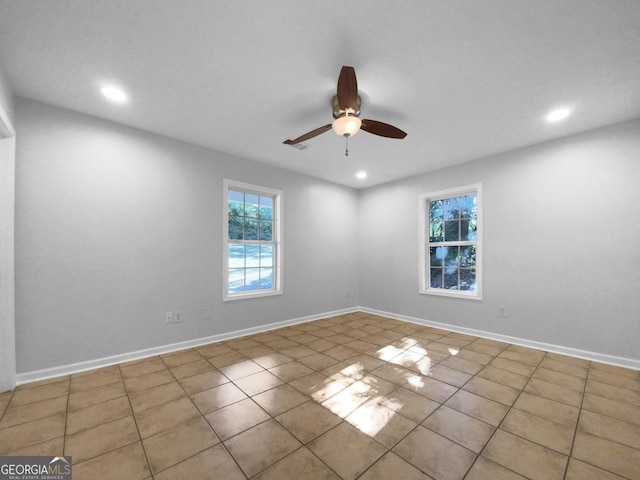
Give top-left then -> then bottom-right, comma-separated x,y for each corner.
419,185 -> 482,299
224,181 -> 281,300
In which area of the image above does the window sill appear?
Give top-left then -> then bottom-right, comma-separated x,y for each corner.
223,290 -> 283,302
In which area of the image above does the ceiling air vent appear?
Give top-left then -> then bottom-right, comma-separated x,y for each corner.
286,142 -> 309,150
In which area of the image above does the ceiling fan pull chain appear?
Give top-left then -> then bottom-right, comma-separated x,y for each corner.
345,134 -> 349,156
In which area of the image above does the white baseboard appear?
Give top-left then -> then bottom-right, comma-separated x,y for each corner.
15,304 -> 639,386
15,307 -> 359,385
361,307 -> 640,371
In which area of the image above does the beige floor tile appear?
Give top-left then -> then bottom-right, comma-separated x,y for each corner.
586,378 -> 640,407
544,351 -> 590,368
276,400 -> 343,443
233,370 -> 284,396
65,415 -> 139,462
465,456 -> 527,480
70,366 -> 122,393
393,425 -> 476,480
346,354 -> 386,373
190,382 -> 247,414
0,395 -> 67,428
523,377 -> 583,407
120,356 -> 166,378
252,352 -> 294,369
122,368 -> 174,393
533,367 -> 586,392
456,348 -> 494,365
465,341 -> 507,357
500,408 -> 574,454
439,355 -> 485,375
10,381 -> 69,406
309,422 -> 387,480
298,352 -> 340,370
381,386 -> 440,423
512,391 -> 579,428
290,373 -> 347,403
582,392 -> 640,425
589,367 -> 640,391
422,405 -> 495,453
370,364 -> 417,386
589,362 -> 639,379
161,349 -> 203,367
169,358 -> 215,379
489,356 -> 537,376
565,458 -> 629,480
253,446 -> 340,480
128,380 -> 185,413
269,361 -> 315,382
477,365 -> 529,389
346,400 -> 417,448
462,376 -> 520,406
572,431 -> 640,479
206,398 -> 270,440
224,419 -> 302,477
498,346 -> 545,366
208,350 -> 247,368
72,442 -> 151,480
359,451 -> 432,480
539,357 -> 589,378
0,413 -> 66,454
280,345 -> 319,360
307,338 -> 339,352
324,344 -> 359,361
424,363 -> 473,387
8,314 -> 640,480
66,395 -> 132,434
67,380 -> 126,411
265,338 -> 300,350
5,436 -> 64,456
154,444 -> 245,480
134,396 -> 200,438
402,373 -> 459,403
142,416 -> 219,474
195,342 -> 234,358
445,389 -> 509,426
579,409 -> 640,449
482,429 -> 568,480
252,384 -> 309,416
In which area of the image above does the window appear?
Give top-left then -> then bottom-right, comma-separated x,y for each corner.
419,184 -> 482,299
223,180 -> 282,300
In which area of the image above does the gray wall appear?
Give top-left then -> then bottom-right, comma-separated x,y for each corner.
15,98 -> 360,373
358,118 -> 640,362
0,64 -> 16,391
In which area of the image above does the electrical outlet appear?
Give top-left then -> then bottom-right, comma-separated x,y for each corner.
203,308 -> 211,320
165,311 -> 173,324
174,311 -> 183,323
499,306 -> 508,317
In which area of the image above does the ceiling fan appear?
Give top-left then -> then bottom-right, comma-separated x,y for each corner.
283,66 -> 407,155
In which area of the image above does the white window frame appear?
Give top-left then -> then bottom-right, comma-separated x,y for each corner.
418,183 -> 482,300
223,179 -> 282,301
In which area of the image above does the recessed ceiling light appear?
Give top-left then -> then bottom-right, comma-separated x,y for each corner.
100,86 -> 127,104
356,171 -> 367,179
545,107 -> 571,123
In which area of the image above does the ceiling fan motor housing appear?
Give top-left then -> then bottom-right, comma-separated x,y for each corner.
332,95 -> 361,119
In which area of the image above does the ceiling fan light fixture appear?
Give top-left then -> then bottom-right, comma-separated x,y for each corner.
332,113 -> 362,137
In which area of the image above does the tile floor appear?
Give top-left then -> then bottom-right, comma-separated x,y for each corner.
1,312 -> 639,480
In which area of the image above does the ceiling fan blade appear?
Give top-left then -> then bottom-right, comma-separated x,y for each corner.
337,66 -> 358,112
361,119 -> 407,139
283,124 -> 332,145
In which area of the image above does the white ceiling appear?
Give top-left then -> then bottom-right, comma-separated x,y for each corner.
1,1 -> 640,188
